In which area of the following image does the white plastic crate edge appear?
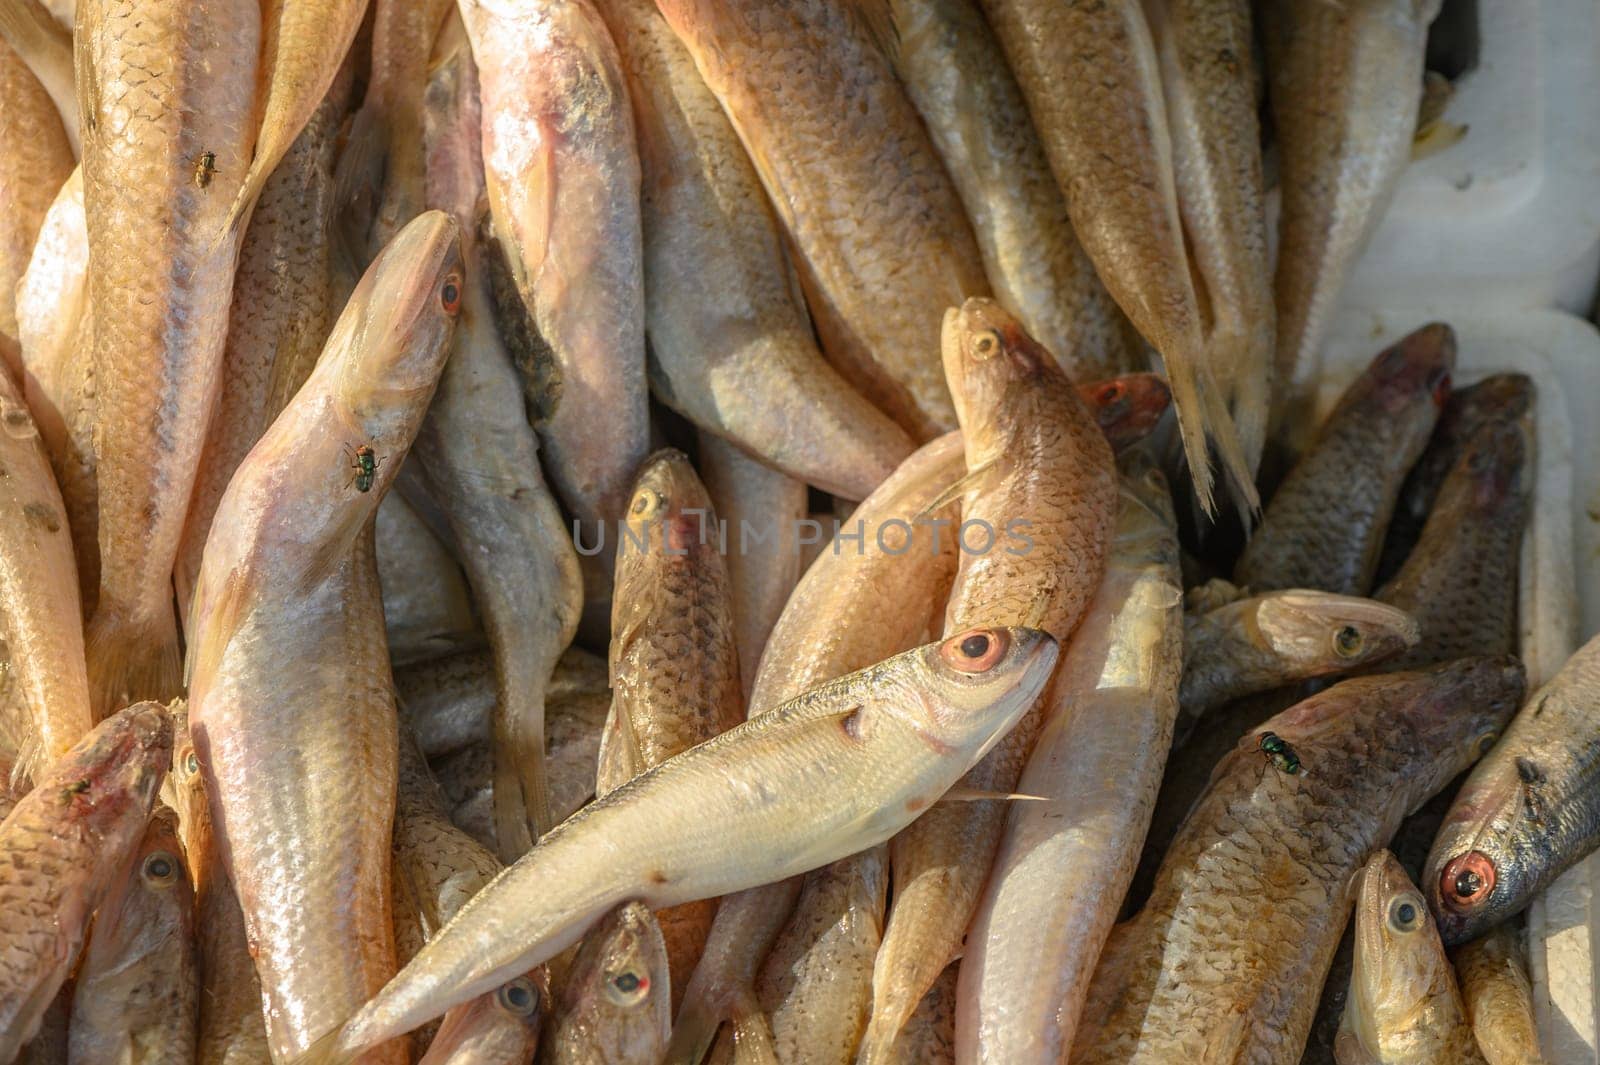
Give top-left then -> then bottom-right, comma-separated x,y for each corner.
1319,304 -> 1600,1064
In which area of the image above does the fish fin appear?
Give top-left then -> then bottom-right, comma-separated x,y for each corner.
912,457 -> 1000,523
184,569 -> 249,695
491,713 -> 543,863
1332,1026 -> 1381,1065
729,998 -> 779,1065
1204,1003 -> 1251,1062
851,0 -> 900,65
1158,343 -> 1219,516
1198,363 -> 1261,520
285,1026 -> 357,1065
938,787 -> 1048,803
85,600 -> 183,718
664,992 -> 724,1065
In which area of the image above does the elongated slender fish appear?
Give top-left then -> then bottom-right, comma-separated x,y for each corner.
0,0 -> 77,156
76,0 -> 260,713
873,0 -> 1133,382
1427,634 -> 1600,944
1336,851 -> 1485,1064
298,626 -> 1058,1063
221,0 -> 369,237
978,0 -> 1255,514
1149,0 -> 1274,475
67,808 -> 197,1065
1180,591 -> 1419,718
1235,323 -> 1454,595
176,63 -> 353,624
653,0 -> 988,441
1071,659 -> 1523,1065
188,211 -> 460,1063
598,0 -> 914,498
0,701 -> 172,1061
861,300 -> 1116,1060
415,16 -> 582,855
456,0 -> 648,619
0,35 -> 72,379
956,459 -> 1182,1063
1454,924 -> 1546,1065
542,902 -> 671,1065
1263,0 -> 1439,422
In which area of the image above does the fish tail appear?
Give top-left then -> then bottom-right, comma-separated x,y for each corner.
664,986 -> 725,1065
854,1015 -> 904,1065
491,689 -> 550,861
1197,363 -> 1262,522
85,600 -> 183,719
1159,342 -> 1219,516
729,998 -> 779,1065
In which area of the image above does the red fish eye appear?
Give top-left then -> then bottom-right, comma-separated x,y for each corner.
940,628 -> 1009,673
440,275 -> 463,315
1439,851 -> 1496,910
1098,381 -> 1125,404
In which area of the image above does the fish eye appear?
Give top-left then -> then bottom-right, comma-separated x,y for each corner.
494,978 -> 539,1017
939,628 -> 1008,674
1440,851 -> 1497,911
179,747 -> 199,776
1471,730 -> 1499,760
605,969 -> 650,1007
1388,896 -> 1423,933
1333,626 -> 1364,658
1098,381 -> 1125,404
631,492 -> 650,515
440,274 -> 463,315
141,851 -> 180,888
972,330 -> 1002,360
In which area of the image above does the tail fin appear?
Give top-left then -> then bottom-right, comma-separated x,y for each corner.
1198,363 -> 1262,524
85,601 -> 183,720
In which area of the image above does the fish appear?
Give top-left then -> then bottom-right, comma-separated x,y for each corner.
977,0 -> 1255,515
1336,851 -> 1485,1064
666,432 -> 965,1065
296,625 -> 1058,1062
175,61 -> 353,624
0,35 -> 72,379
15,167 -> 95,613
0,701 -> 172,1061
697,435 -> 807,701
1263,0 -> 1440,425
221,0 -> 369,238
0,366 -> 91,783
456,0 -> 649,628
0,0 -> 77,154
1148,0 -> 1274,476
1180,591 -> 1420,719
757,844 -> 888,1065
415,976 -> 544,1065
375,492 -> 482,666
869,0 -> 1135,382
541,902 -> 672,1065
1426,634 -> 1600,945
1080,373 -> 1172,453
187,210 -> 461,1062
598,0 -> 914,500
1453,924 -> 1546,1065
414,15 -> 583,856
879,964 -> 956,1065
955,458 -> 1183,1062
1069,658 -> 1524,1065
1234,323 -> 1455,595
860,299 -> 1117,1060
66,808 -> 198,1065
399,649 -> 498,759
76,0 -> 260,713
1376,374 -> 1535,586
652,0 -> 988,441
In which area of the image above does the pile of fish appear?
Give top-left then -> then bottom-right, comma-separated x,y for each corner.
0,0 -> 1590,1062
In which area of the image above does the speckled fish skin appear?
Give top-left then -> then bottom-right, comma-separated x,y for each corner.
598,0 -> 914,499
955,459 -> 1182,1064
879,0 -> 1133,382
653,0 -> 988,442
542,902 -> 671,1065
1235,323 -> 1455,595
1336,851 -> 1485,1065
1454,924 -> 1546,1065
176,63 -> 353,625
1376,374 -> 1535,587
222,0 -> 369,236
1263,0 -> 1439,421
398,649 -> 497,759
697,435 -> 806,702
0,701 -> 172,1062
0,0 -> 79,154
977,0 -> 1253,515
1373,417 -> 1531,674
0,366 -> 90,782
667,434 -> 963,1065
67,808 -> 198,1065
187,212 -> 461,1064
1426,635 -> 1600,945
1069,658 -> 1524,1065
456,0 -> 648,583
300,627 -> 1058,1063
75,0 -> 260,714
1180,591 -> 1420,718
861,300 -> 1116,1060
1149,0 -> 1274,476
0,36 -> 72,380
416,18 -> 582,857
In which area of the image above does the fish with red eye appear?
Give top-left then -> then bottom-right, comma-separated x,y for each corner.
440,273 -> 463,315
941,628 -> 1010,674
1438,850 -> 1498,915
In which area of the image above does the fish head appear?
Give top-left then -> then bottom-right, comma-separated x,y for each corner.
940,299 -> 1061,453
1351,322 -> 1456,419
899,626 -> 1058,760
81,806 -> 193,975
424,972 -> 546,1063
1377,657 -> 1524,813
1346,851 -> 1450,1053
51,701 -> 174,832
161,701 -> 212,861
1443,374 -> 1535,442
619,449 -> 718,562
1434,418 -> 1531,519
1253,592 -> 1420,676
555,902 -> 670,1057
1082,373 -> 1172,451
